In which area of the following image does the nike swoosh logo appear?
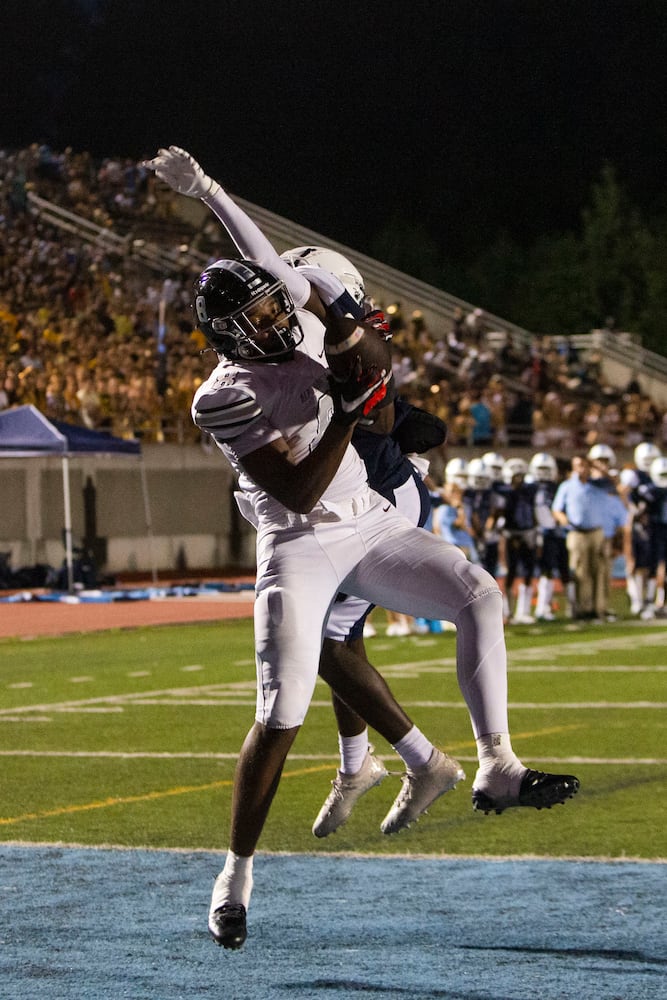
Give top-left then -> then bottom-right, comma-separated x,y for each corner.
382,504 -> 391,512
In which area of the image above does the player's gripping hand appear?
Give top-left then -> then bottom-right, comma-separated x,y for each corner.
141,146 -> 219,199
361,308 -> 392,341
329,360 -> 390,426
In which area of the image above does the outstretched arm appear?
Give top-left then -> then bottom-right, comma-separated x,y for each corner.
143,146 -> 378,328
142,146 -> 318,310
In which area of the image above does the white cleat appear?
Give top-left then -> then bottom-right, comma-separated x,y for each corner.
510,614 -> 536,625
380,748 -> 465,835
312,751 -> 388,837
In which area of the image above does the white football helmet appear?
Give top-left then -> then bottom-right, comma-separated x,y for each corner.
529,452 -> 557,482
619,467 -> 639,490
502,457 -> 528,485
280,246 -> 367,308
649,456 -> 667,487
467,458 -> 491,489
482,451 -> 505,482
445,457 -> 469,489
588,443 -> 616,465
634,441 -> 662,473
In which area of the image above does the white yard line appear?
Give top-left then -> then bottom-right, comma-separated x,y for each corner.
0,749 -> 664,765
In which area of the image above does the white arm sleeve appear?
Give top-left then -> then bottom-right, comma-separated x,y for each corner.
202,187 -> 311,308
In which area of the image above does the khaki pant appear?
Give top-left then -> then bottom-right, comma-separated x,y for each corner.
566,527 -> 605,616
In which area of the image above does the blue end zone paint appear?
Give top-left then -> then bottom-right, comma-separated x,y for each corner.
1,846 -> 664,999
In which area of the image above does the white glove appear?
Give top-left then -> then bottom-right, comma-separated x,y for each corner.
141,145 -> 219,199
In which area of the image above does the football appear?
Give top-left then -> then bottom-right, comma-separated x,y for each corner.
324,314 -> 393,387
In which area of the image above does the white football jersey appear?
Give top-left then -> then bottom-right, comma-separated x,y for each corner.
192,311 -> 369,527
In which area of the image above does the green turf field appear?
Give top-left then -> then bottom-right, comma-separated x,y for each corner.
1,616 -> 665,860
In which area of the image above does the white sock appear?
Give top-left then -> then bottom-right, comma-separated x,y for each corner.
656,586 -> 665,608
520,583 -> 533,617
535,576 -> 549,617
210,851 -> 254,913
392,725 -> 434,771
339,729 -> 369,774
646,579 -> 657,604
626,574 -> 640,607
502,591 -> 511,618
473,733 -> 525,798
546,578 -> 554,611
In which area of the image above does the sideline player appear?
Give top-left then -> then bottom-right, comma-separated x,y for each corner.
623,442 -> 662,617
529,452 -> 572,620
143,146 -> 458,839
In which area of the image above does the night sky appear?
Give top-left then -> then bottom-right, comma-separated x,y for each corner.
2,0 -> 666,261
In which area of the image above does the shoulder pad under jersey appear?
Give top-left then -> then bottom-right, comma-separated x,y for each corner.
192,383 -> 262,441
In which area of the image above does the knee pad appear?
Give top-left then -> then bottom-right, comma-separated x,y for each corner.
453,558 -> 502,607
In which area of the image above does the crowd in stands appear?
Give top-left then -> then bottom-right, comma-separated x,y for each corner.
2,145 -> 667,617
2,144 -> 666,465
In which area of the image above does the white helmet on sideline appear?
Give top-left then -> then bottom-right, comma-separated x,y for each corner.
634,441 -> 662,473
482,451 -> 505,482
502,457 -> 528,485
588,443 -> 616,465
649,456 -> 667,487
619,467 -> 639,490
467,458 -> 491,489
529,452 -> 558,482
445,457 -> 469,489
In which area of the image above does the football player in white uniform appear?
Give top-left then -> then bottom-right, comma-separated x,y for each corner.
143,146 -> 457,841
143,149 -> 579,951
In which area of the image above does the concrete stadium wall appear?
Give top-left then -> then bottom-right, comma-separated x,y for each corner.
0,444 -> 256,579
0,440 -> 641,581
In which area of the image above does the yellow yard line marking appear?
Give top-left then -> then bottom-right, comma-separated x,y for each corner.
0,764 -> 333,827
0,729 -> 580,826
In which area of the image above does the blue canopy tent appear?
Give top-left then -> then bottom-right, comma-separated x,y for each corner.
0,405 -> 156,591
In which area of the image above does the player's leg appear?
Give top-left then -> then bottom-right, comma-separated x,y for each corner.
535,532 -> 556,620
208,721 -> 300,947
313,636 -> 392,838
640,526 -> 661,618
315,633 -> 461,836
516,535 -> 537,623
314,466 -> 456,835
346,509 -> 579,816
209,529 -> 340,948
321,637 -> 410,745
320,596 -> 395,803
557,534 -> 576,617
628,521 -> 650,615
505,535 -> 519,622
